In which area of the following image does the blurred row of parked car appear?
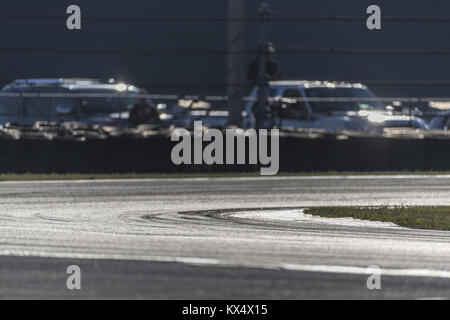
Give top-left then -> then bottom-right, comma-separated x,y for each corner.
0,77 -> 448,132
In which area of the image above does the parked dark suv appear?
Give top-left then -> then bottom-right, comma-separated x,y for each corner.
0,78 -> 154,127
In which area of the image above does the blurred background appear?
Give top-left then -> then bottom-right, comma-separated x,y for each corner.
2,0 -> 450,97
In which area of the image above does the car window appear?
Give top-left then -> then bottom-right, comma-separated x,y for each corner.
304,87 -> 385,113
78,97 -> 121,114
283,89 -> 303,98
445,117 -> 450,129
412,119 -> 426,129
75,90 -> 146,114
268,88 -> 279,97
280,89 -> 308,120
428,117 -> 444,129
121,97 -> 154,111
24,98 -> 52,117
51,98 -> 78,116
0,97 -> 23,116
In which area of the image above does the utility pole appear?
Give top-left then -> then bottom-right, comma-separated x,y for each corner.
227,0 -> 246,127
256,2 -> 272,129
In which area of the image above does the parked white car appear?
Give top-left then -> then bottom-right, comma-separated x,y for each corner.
242,80 -> 428,132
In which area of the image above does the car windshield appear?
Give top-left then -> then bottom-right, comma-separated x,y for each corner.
74,91 -> 151,115
78,97 -> 135,114
304,87 -> 385,113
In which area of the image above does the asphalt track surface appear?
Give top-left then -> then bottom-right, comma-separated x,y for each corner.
0,175 -> 449,299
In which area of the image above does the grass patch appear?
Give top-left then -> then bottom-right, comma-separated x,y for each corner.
304,206 -> 450,231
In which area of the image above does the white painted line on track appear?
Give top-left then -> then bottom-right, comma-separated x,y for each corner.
0,250 -> 221,266
1,174 -> 450,184
281,264 -> 450,279
1,250 -> 450,279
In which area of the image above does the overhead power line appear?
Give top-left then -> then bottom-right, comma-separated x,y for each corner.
178,13 -> 256,102
5,45 -> 450,56
273,11 -> 450,23
0,47 -> 254,56
183,14 -> 256,84
0,14 -> 258,23
0,92 -> 448,104
274,44 -> 450,55
360,80 -> 450,86
4,12 -> 450,23
135,80 -> 450,88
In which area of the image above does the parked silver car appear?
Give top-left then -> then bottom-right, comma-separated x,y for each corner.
243,80 -> 428,131
429,111 -> 450,130
165,99 -> 229,129
0,78 -> 155,127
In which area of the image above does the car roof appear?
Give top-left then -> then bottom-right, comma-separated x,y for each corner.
268,80 -> 367,89
2,78 -> 140,93
63,83 -> 139,93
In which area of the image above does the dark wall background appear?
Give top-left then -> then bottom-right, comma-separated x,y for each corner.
1,0 -> 450,98
1,135 -> 450,173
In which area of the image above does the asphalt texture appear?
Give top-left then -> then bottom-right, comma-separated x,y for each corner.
0,175 -> 449,299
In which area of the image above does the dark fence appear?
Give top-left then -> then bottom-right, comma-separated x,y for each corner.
0,135 -> 450,173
